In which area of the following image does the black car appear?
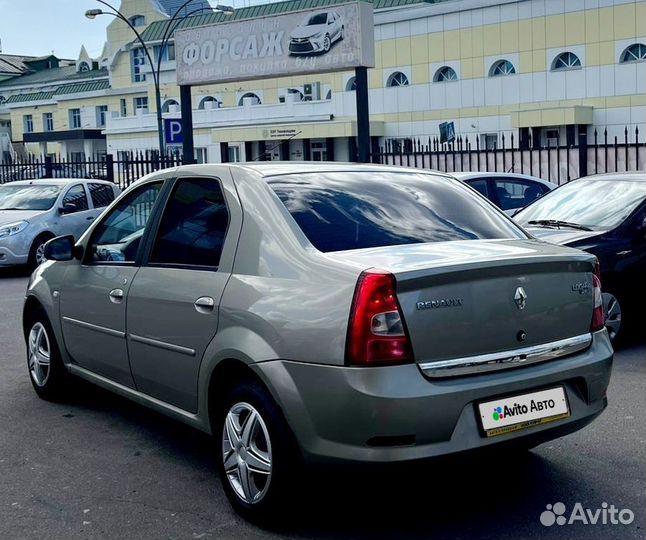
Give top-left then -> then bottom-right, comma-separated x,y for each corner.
514,172 -> 646,342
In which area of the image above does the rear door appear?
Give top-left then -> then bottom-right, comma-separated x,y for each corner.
87,182 -> 117,217
126,172 -> 242,413
57,183 -> 95,240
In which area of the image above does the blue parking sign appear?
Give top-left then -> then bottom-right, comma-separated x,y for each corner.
164,118 -> 183,145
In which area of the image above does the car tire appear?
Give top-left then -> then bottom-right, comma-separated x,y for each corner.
323,34 -> 331,53
27,233 -> 54,270
214,379 -> 302,524
602,292 -> 622,343
25,309 -> 70,401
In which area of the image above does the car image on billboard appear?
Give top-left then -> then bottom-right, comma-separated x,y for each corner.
288,11 -> 344,55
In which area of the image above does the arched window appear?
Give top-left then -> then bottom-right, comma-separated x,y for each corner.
386,71 -> 409,87
345,76 -> 356,91
129,15 -> 146,27
489,59 -> 516,77
551,52 -> 582,71
433,66 -> 458,82
238,92 -> 261,106
78,62 -> 90,73
620,43 -> 646,63
198,96 -> 221,109
161,99 -> 179,113
287,88 -> 304,101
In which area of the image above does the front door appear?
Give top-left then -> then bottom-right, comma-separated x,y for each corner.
59,181 -> 164,387
127,175 -> 240,412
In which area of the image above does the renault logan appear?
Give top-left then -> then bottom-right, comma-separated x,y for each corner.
23,163 -> 613,521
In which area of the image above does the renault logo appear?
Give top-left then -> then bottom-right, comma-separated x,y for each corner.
514,287 -> 527,310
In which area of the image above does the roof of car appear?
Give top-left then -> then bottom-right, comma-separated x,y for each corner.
450,171 -> 557,186
580,171 -> 645,181
4,178 -> 114,186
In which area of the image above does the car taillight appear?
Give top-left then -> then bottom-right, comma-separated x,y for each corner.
346,270 -> 414,366
591,262 -> 605,332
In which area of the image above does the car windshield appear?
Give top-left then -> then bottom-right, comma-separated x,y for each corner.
305,14 -> 327,25
0,184 -> 61,211
268,171 -> 526,252
515,178 -> 646,231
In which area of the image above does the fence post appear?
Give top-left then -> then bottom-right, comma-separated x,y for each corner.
106,154 -> 115,185
44,155 -> 53,178
578,130 -> 588,179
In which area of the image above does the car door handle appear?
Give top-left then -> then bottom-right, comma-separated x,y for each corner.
86,216 -> 95,221
109,288 -> 124,304
194,296 -> 215,314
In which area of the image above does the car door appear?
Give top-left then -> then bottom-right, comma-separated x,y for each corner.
56,183 -> 95,240
59,180 -> 166,387
126,173 -> 242,413
87,182 -> 117,221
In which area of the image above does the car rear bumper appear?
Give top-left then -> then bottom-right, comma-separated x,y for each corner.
251,330 -> 612,464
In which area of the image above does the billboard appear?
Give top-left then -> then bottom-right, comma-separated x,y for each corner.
175,2 -> 374,86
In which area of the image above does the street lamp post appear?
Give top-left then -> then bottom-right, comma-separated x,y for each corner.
85,0 -> 233,159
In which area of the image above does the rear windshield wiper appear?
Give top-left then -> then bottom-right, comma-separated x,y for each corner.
527,219 -> 592,231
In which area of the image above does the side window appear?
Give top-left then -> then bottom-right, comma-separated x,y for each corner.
89,182 -> 162,263
89,183 -> 116,208
494,179 -> 544,211
465,178 -> 490,199
62,184 -> 89,213
149,177 -> 229,268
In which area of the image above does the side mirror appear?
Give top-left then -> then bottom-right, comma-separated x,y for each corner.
59,202 -> 77,215
43,235 -> 82,262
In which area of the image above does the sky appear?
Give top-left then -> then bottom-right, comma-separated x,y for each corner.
0,0 -> 275,60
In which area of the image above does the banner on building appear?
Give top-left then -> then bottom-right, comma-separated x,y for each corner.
175,1 -> 374,86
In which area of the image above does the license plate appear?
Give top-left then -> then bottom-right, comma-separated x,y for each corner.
478,386 -> 570,438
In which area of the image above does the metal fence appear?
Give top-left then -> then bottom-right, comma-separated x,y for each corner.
0,151 -> 183,189
374,127 -> 645,184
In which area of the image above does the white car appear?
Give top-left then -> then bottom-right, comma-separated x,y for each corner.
451,172 -> 557,215
288,11 -> 344,55
0,178 -> 120,268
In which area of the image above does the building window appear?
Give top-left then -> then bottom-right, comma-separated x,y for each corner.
620,43 -> 646,63
198,96 -> 221,109
480,133 -> 498,150
433,66 -> 458,82
162,99 -> 180,113
131,46 -> 147,82
194,147 -> 207,164
154,43 -> 175,63
228,145 -> 241,162
238,92 -> 261,106
134,97 -> 149,113
96,105 -> 109,127
120,98 -> 127,117
129,15 -> 146,27
386,71 -> 409,87
69,108 -> 81,129
78,61 -> 90,72
551,52 -> 581,71
23,115 -> 33,133
345,76 -> 356,91
43,112 -> 54,131
489,59 -> 516,77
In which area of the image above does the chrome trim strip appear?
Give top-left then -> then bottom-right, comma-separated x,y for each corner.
62,316 -> 125,339
419,333 -> 593,378
129,334 -> 196,357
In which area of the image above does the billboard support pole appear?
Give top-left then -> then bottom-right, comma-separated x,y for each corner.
180,85 -> 196,164
355,66 -> 370,163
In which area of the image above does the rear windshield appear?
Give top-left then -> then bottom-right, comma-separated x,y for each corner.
268,171 -> 526,252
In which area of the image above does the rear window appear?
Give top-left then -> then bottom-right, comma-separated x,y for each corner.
89,183 -> 116,208
268,171 -> 526,252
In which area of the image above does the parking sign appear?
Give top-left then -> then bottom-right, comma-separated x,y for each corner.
164,118 -> 183,145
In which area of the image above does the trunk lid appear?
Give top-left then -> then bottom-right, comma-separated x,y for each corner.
326,239 -> 596,364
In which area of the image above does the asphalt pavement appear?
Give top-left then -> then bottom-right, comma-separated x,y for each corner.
1,268 -> 644,540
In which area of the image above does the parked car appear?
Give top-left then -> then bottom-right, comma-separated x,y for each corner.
288,11 -> 344,55
452,172 -> 556,215
24,163 -> 612,522
0,178 -> 120,268
515,171 -> 646,342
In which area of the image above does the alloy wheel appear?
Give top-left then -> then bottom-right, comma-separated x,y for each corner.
34,243 -> 47,266
28,322 -> 51,387
602,293 -> 622,341
323,35 -> 331,52
222,402 -> 272,504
